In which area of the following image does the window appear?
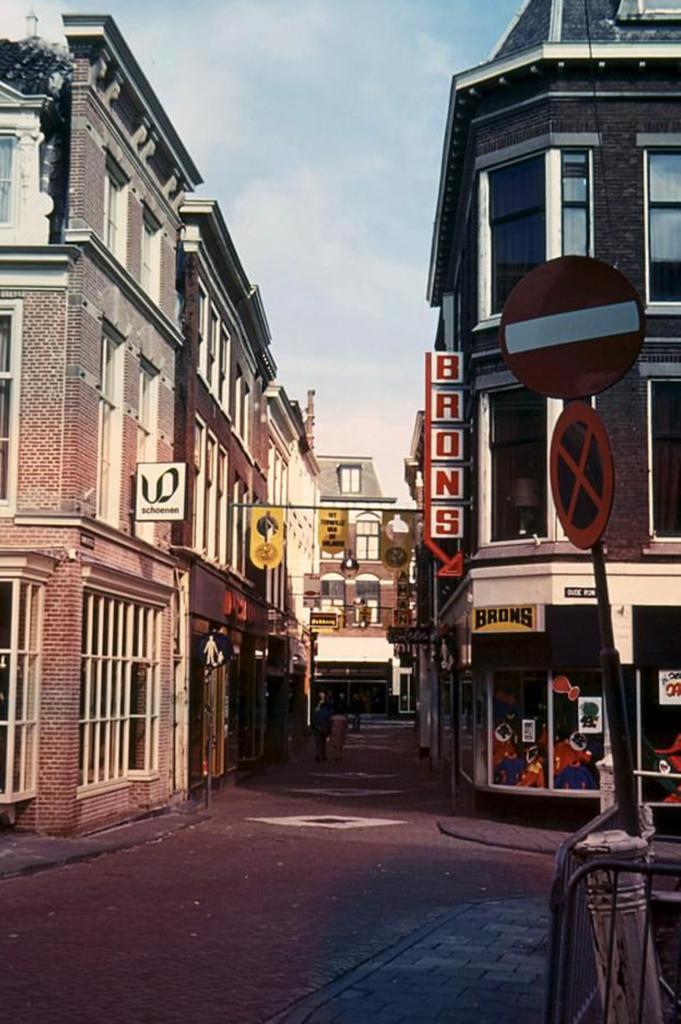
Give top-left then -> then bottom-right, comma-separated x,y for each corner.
97,333 -> 122,523
489,389 -> 546,541
234,368 -> 243,437
231,478 -> 248,574
204,434 -> 217,559
104,157 -> 127,262
648,152 -> 681,301
355,515 -> 380,560
137,363 -> 157,464
321,574 -> 345,613
0,138 -> 13,224
79,592 -> 160,787
242,382 -> 251,446
141,209 -> 160,299
219,328 -> 230,409
618,0 -> 681,16
355,574 -> 380,625
217,447 -> 228,564
197,287 -> 207,378
651,381 -> 681,534
489,155 -> 545,313
207,308 -> 218,391
339,465 -> 361,493
0,580 -> 41,801
562,152 -> 590,256
0,314 -> 14,502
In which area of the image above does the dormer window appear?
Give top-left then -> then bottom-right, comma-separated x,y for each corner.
617,0 -> 681,17
0,138 -> 13,224
339,464 -> 361,493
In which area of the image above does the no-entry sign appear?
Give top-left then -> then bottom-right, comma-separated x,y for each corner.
550,402 -> 614,549
499,256 -> 644,400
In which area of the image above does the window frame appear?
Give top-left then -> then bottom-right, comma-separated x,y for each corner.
339,465 -> 361,494
0,579 -> 42,803
645,150 -> 681,305
648,378 -> 681,538
104,155 -> 128,265
0,302 -> 21,515
97,331 -> 123,525
355,513 -> 381,561
0,136 -> 15,227
140,207 -> 161,301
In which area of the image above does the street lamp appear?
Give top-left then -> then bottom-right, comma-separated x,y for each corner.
339,550 -> 359,579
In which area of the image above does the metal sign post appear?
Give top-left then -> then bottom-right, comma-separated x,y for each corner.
550,402 -> 639,836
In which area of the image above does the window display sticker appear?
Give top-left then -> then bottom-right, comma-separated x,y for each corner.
578,696 -> 603,734
659,670 -> 681,706
522,719 -> 536,743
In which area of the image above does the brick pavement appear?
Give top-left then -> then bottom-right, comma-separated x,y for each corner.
1,721 -> 554,1024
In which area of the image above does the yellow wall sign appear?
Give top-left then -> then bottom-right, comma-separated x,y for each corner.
310,611 -> 339,632
249,507 -> 284,569
318,509 -> 347,554
472,605 -> 539,633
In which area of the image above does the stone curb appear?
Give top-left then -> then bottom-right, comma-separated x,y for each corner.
268,895 -> 543,1024
0,810 -> 211,881
437,819 -> 566,856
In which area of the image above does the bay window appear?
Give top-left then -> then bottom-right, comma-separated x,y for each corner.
489,154 -> 545,313
648,152 -> 681,301
651,380 -> 681,535
489,389 -> 547,541
561,151 -> 590,256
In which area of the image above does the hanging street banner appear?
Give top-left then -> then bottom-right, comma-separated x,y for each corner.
424,352 -> 466,577
135,462 -> 187,521
380,511 -> 414,571
318,508 -> 347,554
249,507 -> 284,570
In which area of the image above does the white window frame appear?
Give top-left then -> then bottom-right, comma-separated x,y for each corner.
0,136 -> 15,227
79,592 -> 161,791
646,377 -> 681,539
320,572 -> 345,614
339,465 -> 361,493
206,307 -> 219,394
217,446 -> 229,565
193,418 -> 206,553
104,155 -> 128,265
219,327 -> 231,411
355,513 -> 381,561
643,149 -> 681,308
140,207 -> 161,301
0,579 -> 42,803
135,362 -> 159,544
97,332 -> 123,525
477,388 -> 562,548
0,301 -> 22,516
354,572 -> 381,625
204,433 -> 218,560
197,286 -> 208,380
478,148 -> 594,323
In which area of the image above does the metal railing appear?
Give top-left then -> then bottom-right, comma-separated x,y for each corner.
545,810 -> 681,1024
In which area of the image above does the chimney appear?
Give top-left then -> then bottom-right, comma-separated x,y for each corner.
26,10 -> 38,37
305,389 -> 316,449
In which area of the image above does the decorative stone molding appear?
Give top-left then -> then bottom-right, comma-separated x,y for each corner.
103,69 -> 124,108
131,116 -> 150,150
140,129 -> 158,163
92,48 -> 109,85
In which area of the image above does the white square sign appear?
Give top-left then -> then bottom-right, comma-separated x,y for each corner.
659,670 -> 681,705
135,463 -> 187,521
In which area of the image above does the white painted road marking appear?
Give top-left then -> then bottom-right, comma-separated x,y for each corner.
288,787 -> 405,797
505,300 -> 639,354
247,815 -> 405,830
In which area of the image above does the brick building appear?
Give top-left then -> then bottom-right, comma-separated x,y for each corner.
0,16 -> 201,833
315,456 -> 413,716
422,0 -> 681,828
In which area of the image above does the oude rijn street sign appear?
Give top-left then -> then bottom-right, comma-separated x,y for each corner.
498,255 -> 644,400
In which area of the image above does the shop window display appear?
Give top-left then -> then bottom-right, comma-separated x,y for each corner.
640,668 -> 681,805
491,670 -> 548,788
552,670 -> 603,791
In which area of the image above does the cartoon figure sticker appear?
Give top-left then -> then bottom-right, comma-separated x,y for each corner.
578,696 -> 603,734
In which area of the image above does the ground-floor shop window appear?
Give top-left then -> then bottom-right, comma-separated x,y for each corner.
639,668 -> 681,805
0,580 -> 41,801
79,593 -> 160,788
489,669 -> 602,792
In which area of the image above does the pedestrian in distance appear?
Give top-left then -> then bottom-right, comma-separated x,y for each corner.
312,691 -> 332,762
350,691 -> 362,732
329,699 -> 348,762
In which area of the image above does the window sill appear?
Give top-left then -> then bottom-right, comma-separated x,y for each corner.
472,315 -> 501,334
77,779 -> 131,800
480,783 -> 600,798
0,789 -> 36,804
646,304 -> 681,317
127,771 -> 160,783
642,540 -> 681,555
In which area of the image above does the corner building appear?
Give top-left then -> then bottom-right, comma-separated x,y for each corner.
0,17 -> 201,833
426,0 -> 681,829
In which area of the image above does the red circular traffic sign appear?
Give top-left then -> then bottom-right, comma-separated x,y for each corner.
550,401 -> 614,549
499,256 -> 644,399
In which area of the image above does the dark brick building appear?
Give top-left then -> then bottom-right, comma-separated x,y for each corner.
423,0 -> 681,827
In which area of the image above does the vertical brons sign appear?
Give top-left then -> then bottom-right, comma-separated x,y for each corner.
424,352 -> 465,577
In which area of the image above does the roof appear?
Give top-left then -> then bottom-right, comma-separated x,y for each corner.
493,0 -> 681,60
317,456 -> 394,503
0,37 -> 71,98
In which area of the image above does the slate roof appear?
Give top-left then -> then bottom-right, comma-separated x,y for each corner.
0,38 -> 72,98
317,456 -> 394,502
494,0 -> 681,60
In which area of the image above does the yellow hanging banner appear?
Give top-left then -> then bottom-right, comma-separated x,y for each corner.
249,507 -> 284,570
318,508 -> 347,554
380,511 -> 414,571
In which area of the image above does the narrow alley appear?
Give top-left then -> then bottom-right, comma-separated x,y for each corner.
1,721 -> 552,1024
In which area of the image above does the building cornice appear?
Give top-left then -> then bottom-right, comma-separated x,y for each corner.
14,512 -> 178,567
64,228 -> 184,348
0,245 -> 77,288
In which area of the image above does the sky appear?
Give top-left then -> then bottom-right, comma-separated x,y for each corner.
4,0 -> 522,500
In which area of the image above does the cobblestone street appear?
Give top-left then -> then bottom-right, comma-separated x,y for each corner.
2,722 -> 554,1023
